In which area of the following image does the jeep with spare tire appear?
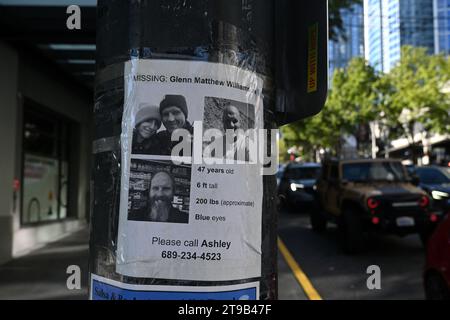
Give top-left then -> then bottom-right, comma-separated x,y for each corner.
311,158 -> 439,254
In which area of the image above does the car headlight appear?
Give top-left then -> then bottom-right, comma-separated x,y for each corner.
290,183 -> 305,192
431,190 -> 450,200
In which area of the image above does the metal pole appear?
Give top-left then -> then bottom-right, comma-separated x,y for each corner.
90,0 -> 278,300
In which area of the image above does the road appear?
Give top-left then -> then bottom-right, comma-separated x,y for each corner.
0,213 -> 426,300
277,208 -> 427,300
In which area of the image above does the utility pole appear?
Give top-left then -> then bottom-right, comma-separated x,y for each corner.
89,0 -> 328,300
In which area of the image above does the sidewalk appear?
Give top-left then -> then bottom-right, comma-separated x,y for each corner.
0,226 -> 305,300
0,228 -> 89,300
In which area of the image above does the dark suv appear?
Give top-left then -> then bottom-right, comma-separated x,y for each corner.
311,158 -> 439,253
414,166 -> 450,215
278,163 -> 321,211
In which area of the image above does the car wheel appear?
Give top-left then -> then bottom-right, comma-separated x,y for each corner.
340,207 -> 366,254
310,201 -> 327,233
425,272 -> 450,300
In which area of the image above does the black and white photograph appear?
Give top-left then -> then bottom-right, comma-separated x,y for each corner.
127,159 -> 191,224
203,97 -> 256,162
131,94 -> 194,156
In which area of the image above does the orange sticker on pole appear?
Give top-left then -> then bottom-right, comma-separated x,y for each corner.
307,23 -> 318,93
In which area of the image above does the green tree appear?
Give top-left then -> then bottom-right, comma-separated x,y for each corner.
281,47 -> 450,164
380,46 -> 450,162
281,112 -> 332,162
327,57 -> 380,152
281,57 -> 381,159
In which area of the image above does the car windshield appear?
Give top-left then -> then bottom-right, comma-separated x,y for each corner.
416,168 -> 450,184
343,162 -> 407,182
287,167 -> 321,180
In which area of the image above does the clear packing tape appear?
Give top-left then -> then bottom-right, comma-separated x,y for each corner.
89,0 -> 327,300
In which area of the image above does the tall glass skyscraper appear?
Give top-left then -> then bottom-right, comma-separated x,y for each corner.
434,0 -> 450,54
364,0 -> 435,72
328,4 -> 365,84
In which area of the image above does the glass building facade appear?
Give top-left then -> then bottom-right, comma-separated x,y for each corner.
328,4 -> 365,85
434,0 -> 450,54
365,0 -> 435,72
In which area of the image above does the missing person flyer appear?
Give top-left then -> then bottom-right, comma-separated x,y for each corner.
116,59 -> 264,282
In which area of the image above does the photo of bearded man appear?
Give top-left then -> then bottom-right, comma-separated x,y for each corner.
128,169 -> 189,224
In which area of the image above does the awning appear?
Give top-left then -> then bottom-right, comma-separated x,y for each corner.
0,1 -> 96,89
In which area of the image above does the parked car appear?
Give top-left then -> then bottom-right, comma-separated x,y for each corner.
276,164 -> 286,187
278,163 -> 321,211
414,166 -> 450,216
424,213 -> 450,300
312,158 -> 439,253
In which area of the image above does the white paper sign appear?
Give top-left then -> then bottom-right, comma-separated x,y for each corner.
116,59 -> 264,281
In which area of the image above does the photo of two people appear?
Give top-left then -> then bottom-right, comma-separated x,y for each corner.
132,94 -> 194,156
132,95 -> 256,161
129,95 -> 256,225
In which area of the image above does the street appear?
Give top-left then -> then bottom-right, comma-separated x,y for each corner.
278,208 -> 427,300
0,212 -> 427,300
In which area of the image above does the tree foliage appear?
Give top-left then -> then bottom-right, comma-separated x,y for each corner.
281,57 -> 380,159
327,57 -> 380,128
281,46 -> 450,162
381,46 -> 450,143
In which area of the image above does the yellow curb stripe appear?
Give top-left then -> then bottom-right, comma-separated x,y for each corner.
278,237 -> 322,300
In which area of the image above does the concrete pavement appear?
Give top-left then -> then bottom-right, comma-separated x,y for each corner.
0,228 -> 89,300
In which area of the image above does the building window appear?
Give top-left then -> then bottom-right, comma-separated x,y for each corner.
21,103 -> 72,225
